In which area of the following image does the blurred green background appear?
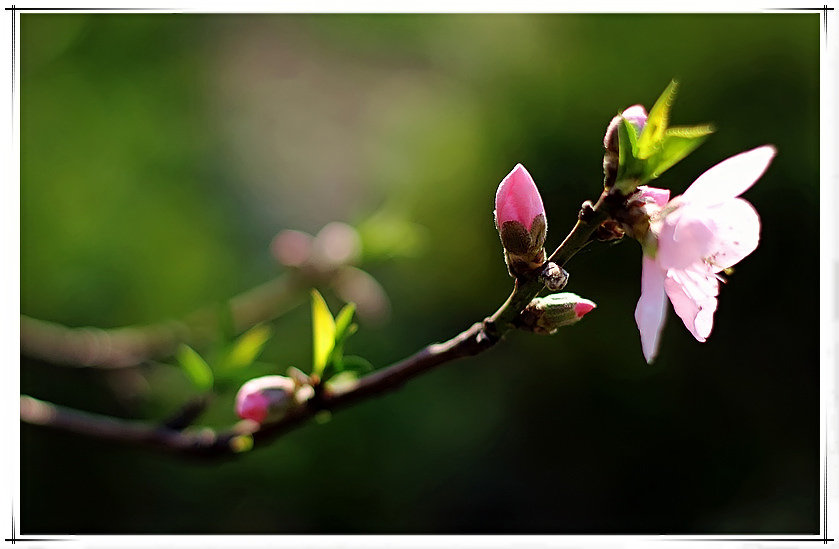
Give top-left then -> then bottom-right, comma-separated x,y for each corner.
20,14 -> 819,533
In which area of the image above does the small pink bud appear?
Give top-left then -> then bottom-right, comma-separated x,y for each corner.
621,105 -> 648,133
494,164 -> 548,277
235,375 -> 296,423
574,301 -> 596,318
603,104 -> 649,151
494,164 -> 546,232
520,293 -> 597,335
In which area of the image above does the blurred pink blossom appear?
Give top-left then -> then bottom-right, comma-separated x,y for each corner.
634,145 -> 776,363
235,375 -> 296,423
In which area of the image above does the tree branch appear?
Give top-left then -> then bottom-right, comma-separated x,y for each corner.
20,274 -> 307,369
20,188 -> 623,457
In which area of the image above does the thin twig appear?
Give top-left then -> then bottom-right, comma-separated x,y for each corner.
20,189 -> 623,457
20,274 -> 307,369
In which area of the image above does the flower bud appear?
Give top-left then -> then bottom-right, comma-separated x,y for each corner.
603,105 -> 648,188
518,293 -> 596,335
494,164 -> 548,277
235,375 -> 297,423
603,104 -> 648,152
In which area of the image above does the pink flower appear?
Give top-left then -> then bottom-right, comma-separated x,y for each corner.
235,375 -> 296,423
494,163 -> 546,232
634,145 -> 776,363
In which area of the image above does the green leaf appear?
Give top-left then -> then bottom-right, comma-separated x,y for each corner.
637,80 -> 679,159
665,124 -> 715,139
643,128 -> 714,180
229,434 -> 254,453
339,355 -> 374,374
615,117 -> 644,193
220,324 -> 272,370
176,344 -> 214,392
325,370 -> 359,391
311,290 -> 335,377
333,303 -> 356,342
616,116 -> 634,181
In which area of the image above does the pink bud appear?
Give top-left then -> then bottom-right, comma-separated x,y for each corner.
574,301 -> 596,318
621,105 -> 648,133
494,164 -> 546,232
604,104 -> 649,150
235,375 -> 296,423
521,293 -> 597,335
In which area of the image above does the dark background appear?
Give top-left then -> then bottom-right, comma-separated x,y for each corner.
20,14 -> 820,533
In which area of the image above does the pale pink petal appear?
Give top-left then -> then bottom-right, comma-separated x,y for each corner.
656,207 -> 716,271
621,104 -> 649,133
701,198 -> 761,272
681,146 -> 776,206
664,269 -> 719,342
494,163 -> 546,231
635,256 -> 669,363
636,185 -> 671,208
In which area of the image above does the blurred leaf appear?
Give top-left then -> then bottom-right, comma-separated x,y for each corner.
229,434 -> 254,454
357,208 -> 429,260
175,344 -> 214,392
339,355 -> 374,375
333,303 -> 356,343
219,324 -> 273,371
324,370 -> 359,392
311,289 -> 335,377
637,79 -> 679,159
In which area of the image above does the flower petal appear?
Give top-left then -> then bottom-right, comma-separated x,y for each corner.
636,185 -> 671,209
664,269 -> 719,342
703,198 -> 761,272
681,145 -> 776,206
635,256 -> 668,363
656,206 -> 716,271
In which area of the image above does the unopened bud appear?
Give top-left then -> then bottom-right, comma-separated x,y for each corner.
539,262 -> 569,291
603,104 -> 648,188
235,375 -> 297,423
518,293 -> 596,335
494,164 -> 548,277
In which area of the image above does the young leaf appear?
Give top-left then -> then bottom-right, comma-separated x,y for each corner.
637,80 -> 679,159
311,290 -> 336,377
616,116 -> 635,182
643,128 -> 714,181
220,324 -> 273,370
176,344 -> 214,392
333,303 -> 357,343
340,355 -> 374,375
325,370 -> 359,392
615,118 -> 645,194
